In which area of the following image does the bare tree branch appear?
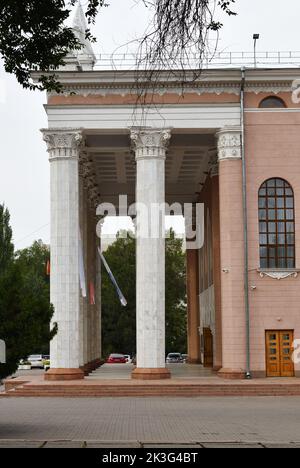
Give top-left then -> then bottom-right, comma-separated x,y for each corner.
132,0 -> 236,106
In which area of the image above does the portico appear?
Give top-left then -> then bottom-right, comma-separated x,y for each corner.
35,6 -> 300,383
41,124 -> 234,381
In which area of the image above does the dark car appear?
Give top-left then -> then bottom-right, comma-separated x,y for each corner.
166,353 -> 183,363
107,354 -> 127,364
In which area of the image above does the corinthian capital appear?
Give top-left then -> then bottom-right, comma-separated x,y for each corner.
217,126 -> 242,161
130,128 -> 171,161
41,128 -> 84,161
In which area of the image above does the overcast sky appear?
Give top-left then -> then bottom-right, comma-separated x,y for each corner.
0,0 -> 300,249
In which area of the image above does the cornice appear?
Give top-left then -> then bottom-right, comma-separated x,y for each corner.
45,79 -> 295,99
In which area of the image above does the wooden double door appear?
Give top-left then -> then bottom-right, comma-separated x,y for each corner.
266,330 -> 295,377
203,328 -> 213,368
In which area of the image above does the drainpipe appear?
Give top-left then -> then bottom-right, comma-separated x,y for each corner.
240,67 -> 252,379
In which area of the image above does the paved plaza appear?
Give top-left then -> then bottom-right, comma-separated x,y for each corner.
0,396 -> 300,447
87,363 -> 214,380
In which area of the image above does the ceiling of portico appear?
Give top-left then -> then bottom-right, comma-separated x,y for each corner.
85,133 -> 216,205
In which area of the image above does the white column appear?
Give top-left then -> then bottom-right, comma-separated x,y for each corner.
130,129 -> 171,380
42,129 -> 84,380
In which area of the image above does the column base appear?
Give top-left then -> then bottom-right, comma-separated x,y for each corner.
218,368 -> 246,380
187,358 -> 202,364
132,368 -> 171,380
80,359 -> 104,376
45,368 -> 84,381
213,365 -> 222,372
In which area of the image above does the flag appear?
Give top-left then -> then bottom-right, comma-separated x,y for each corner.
79,230 -> 87,298
89,281 -> 96,306
98,248 -> 127,307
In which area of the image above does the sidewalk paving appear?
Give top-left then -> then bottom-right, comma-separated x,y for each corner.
1,396 -> 300,445
0,440 -> 300,448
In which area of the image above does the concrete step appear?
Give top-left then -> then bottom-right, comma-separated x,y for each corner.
3,382 -> 300,397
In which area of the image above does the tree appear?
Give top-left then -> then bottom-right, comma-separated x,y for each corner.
0,0 -> 236,91
137,1 -> 237,73
101,230 -> 187,358
15,240 -> 56,355
0,219 -> 56,380
165,230 -> 187,354
0,0 -> 107,91
101,234 -> 136,358
0,204 -> 14,272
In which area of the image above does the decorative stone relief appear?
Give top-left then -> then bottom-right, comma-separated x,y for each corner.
259,270 -> 299,280
79,152 -> 100,209
130,129 -> 172,160
208,148 -> 218,177
42,129 -> 84,161
217,126 -> 242,161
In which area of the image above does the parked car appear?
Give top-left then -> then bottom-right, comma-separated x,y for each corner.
181,354 -> 189,363
166,353 -> 183,363
18,360 -> 31,371
107,354 -> 127,364
123,355 -> 132,363
28,355 -> 44,369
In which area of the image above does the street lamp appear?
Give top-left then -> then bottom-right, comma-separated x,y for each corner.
253,34 -> 260,68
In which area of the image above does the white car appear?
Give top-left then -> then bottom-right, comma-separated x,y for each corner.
124,355 -> 132,363
28,355 -> 44,369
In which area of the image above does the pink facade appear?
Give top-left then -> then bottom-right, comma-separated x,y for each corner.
246,108 -> 300,377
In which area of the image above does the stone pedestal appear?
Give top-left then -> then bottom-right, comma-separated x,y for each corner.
130,129 -> 171,380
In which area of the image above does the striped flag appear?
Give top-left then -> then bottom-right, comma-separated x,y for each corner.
89,281 -> 96,306
98,248 -> 127,307
78,230 -> 87,298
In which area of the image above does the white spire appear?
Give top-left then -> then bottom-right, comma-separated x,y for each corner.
73,1 -> 88,39
65,1 -> 96,71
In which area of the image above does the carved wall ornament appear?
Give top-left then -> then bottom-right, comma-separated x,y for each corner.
79,151 -> 100,209
259,270 -> 299,280
41,129 -> 84,161
130,129 -> 172,160
217,126 -> 242,161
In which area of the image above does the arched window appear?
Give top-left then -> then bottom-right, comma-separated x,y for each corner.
259,96 -> 286,108
259,178 -> 295,269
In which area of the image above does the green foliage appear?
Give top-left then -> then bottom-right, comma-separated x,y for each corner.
165,231 -> 187,354
0,0 -> 107,91
0,204 -> 14,272
101,234 -> 136,358
101,230 -> 187,358
15,241 -> 57,356
0,217 -> 56,380
0,261 -> 55,379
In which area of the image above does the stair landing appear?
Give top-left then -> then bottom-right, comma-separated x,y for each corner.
1,364 -> 300,398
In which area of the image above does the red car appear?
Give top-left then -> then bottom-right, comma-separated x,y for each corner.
107,353 -> 127,364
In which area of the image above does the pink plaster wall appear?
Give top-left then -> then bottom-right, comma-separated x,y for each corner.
245,110 -> 300,375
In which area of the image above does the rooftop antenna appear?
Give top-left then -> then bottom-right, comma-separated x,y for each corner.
253,34 -> 260,68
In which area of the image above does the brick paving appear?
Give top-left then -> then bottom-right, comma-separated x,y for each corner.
0,397 -> 300,447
